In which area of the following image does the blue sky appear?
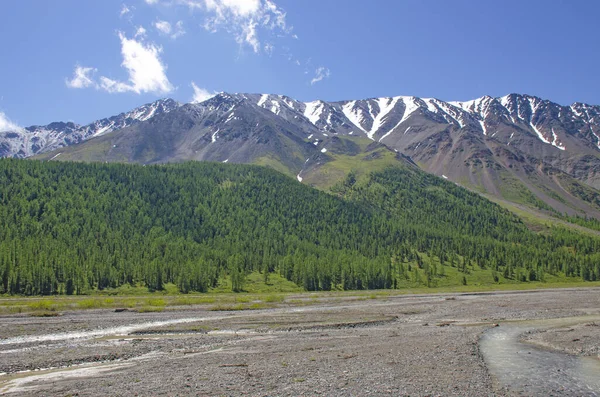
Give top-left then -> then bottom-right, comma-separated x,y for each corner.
1,0 -> 599,128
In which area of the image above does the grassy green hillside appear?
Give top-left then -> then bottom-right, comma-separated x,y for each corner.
1,158 -> 599,296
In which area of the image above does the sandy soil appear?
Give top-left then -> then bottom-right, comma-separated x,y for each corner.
1,288 -> 599,396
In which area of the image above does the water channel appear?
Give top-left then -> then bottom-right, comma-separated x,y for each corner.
480,317 -> 600,396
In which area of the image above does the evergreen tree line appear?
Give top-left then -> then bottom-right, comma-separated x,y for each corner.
0,159 -> 599,295
333,167 -> 600,283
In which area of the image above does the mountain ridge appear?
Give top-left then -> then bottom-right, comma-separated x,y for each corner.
5,92 -> 600,157
0,98 -> 179,158
7,91 -> 600,219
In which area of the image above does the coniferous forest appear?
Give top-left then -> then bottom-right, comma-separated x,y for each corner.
1,159 -> 599,295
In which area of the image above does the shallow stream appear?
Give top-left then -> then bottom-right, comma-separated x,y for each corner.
480,317 -> 600,396
0,317 -> 211,346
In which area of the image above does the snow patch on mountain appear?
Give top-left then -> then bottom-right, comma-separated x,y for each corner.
431,99 -> 464,127
590,125 -> 600,149
304,101 -> 325,125
530,122 -> 549,144
451,96 -> 494,135
570,104 -> 584,118
399,97 -> 420,125
478,121 -> 486,135
270,100 -> 281,115
499,95 -> 517,123
422,98 -> 439,114
342,101 -> 368,133
257,94 -> 269,107
365,97 -> 398,140
551,128 -> 566,150
378,99 -> 417,143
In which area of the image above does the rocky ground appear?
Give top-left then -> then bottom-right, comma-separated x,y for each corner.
522,320 -> 600,357
0,288 -> 599,396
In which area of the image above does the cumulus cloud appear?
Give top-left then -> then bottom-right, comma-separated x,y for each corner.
310,66 -> 330,85
191,82 -> 216,103
100,33 -> 173,94
66,33 -> 174,95
66,66 -> 97,89
0,112 -> 22,132
155,20 -> 186,39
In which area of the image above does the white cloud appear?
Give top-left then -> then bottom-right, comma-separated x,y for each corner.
204,0 -> 262,17
98,77 -> 132,93
99,33 -> 173,94
191,82 -> 216,103
155,20 -> 172,35
310,66 -> 330,85
135,26 -> 147,38
67,33 -> 173,95
66,66 -> 97,89
147,0 -> 290,53
237,20 -> 259,53
172,21 -> 186,38
203,0 -> 287,53
143,0 -> 322,76
155,20 -> 185,39
120,4 -> 132,17
0,112 -> 22,132
262,0 -> 286,30
264,43 -> 274,56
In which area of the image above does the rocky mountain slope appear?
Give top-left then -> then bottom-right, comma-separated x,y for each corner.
8,92 -> 600,218
0,98 -> 179,158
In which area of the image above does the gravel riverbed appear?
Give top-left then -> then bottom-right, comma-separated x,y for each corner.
1,288 -> 599,396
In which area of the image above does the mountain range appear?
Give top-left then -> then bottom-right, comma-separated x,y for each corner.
4,92 -> 600,219
0,99 -> 179,158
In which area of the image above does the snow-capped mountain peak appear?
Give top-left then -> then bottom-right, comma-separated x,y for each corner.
0,98 -> 179,158
5,92 -> 600,160
17,91 -> 600,221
